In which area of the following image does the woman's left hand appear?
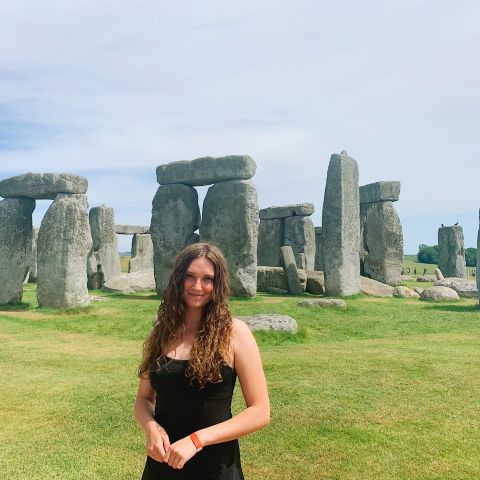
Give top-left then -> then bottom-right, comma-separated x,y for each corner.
163,436 -> 198,469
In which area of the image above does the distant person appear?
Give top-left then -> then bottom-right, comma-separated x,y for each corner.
407,268 -> 411,274
423,267 -> 427,276
401,269 -> 405,275
473,270 -> 476,277
413,268 -> 417,275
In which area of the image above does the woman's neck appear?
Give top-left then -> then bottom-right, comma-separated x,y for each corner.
183,307 -> 202,335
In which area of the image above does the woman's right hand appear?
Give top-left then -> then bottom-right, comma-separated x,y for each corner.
145,421 -> 171,462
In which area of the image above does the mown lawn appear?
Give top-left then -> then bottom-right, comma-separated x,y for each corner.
0,285 -> 479,479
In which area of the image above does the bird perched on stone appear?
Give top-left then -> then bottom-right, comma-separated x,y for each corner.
454,222 -> 458,225
441,223 -> 444,227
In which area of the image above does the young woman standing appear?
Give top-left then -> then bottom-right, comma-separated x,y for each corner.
135,243 -> 270,479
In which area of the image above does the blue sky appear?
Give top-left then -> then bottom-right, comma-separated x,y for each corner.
1,1 -> 479,253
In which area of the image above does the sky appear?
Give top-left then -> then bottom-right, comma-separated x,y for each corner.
1,0 -> 479,253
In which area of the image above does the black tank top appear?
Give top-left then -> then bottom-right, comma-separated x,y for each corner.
141,357 -> 244,480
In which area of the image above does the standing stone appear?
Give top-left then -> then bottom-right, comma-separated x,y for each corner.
27,228 -> 39,282
438,225 -> 466,278
128,234 -> 154,272
361,201 -> 403,285
87,205 -> 121,289
200,180 -> 258,297
314,227 -> 324,271
322,151 -> 361,296
280,246 -> 303,295
0,198 -> 35,304
151,184 -> 200,294
37,194 -> 92,307
284,216 -> 316,270
257,218 -> 284,267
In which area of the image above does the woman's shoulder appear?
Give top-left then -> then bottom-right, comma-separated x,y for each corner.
231,318 -> 256,349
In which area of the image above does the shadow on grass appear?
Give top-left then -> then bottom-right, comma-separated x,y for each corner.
0,302 -> 30,311
427,303 -> 480,313
101,293 -> 161,301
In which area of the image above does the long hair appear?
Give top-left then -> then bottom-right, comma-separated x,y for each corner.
138,242 -> 233,388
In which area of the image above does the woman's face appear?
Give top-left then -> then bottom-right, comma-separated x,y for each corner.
182,257 -> 215,311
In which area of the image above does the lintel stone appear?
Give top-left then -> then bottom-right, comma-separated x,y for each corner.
360,181 -> 400,204
156,155 -> 256,186
0,173 -> 88,200
115,224 -> 150,235
259,203 -> 314,220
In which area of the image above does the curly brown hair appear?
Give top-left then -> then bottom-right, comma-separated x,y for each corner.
138,242 -> 233,388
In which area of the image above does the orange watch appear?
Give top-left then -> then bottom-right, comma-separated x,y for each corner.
189,432 -> 203,452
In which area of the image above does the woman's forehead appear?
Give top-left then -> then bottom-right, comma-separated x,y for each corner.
187,257 -> 215,274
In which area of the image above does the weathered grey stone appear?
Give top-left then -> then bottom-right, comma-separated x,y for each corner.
420,286 -> 460,302
128,234 -> 154,272
87,206 -> 120,289
314,227 -> 324,271
257,218 -> 284,267
280,246 -> 303,295
284,216 -> 316,270
115,224 -> 150,235
101,269 -> 155,294
0,173 -> 87,200
259,203 -> 314,220
434,278 -> 478,298
37,194 -> 92,307
360,276 -> 394,297
306,270 -> 325,295
157,155 -> 256,186
200,180 -> 258,297
322,152 -> 361,296
414,287 -> 424,295
0,197 -> 35,304
361,201 -> 403,286
27,227 -> 39,283
257,266 -> 287,292
151,184 -> 200,295
416,275 -> 436,282
297,299 -> 346,308
359,181 -> 401,204
435,268 -> 445,280
393,286 -> 420,298
268,287 -> 288,295
438,226 -> 466,278
256,266 -> 306,293
238,314 -> 297,333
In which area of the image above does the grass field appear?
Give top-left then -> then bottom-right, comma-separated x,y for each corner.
1,285 -> 479,479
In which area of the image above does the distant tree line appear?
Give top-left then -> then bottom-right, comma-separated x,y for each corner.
417,244 -> 477,267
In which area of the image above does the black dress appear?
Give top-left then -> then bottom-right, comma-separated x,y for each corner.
141,357 -> 244,480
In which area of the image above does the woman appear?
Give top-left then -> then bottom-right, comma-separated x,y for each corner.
135,243 -> 270,479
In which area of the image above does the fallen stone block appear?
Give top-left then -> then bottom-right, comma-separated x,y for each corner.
297,299 -> 346,308
238,314 -> 297,333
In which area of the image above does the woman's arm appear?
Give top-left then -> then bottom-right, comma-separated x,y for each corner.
134,377 -> 171,462
163,319 -> 270,469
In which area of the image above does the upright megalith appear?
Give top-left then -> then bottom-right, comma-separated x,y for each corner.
314,227 -> 324,271
151,184 -> 200,294
257,218 -> 284,267
0,172 -> 87,199
280,246 -> 304,295
360,181 -> 403,286
0,197 -> 35,304
322,151 -> 361,296
37,194 -> 92,307
157,155 -> 256,186
27,228 -> 39,283
438,225 -> 466,278
200,180 -> 259,297
257,203 -> 315,269
87,205 -> 121,289
284,216 -> 315,270
129,234 -> 154,272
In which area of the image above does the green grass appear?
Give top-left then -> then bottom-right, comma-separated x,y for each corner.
403,255 -> 475,278
1,286 -> 479,479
